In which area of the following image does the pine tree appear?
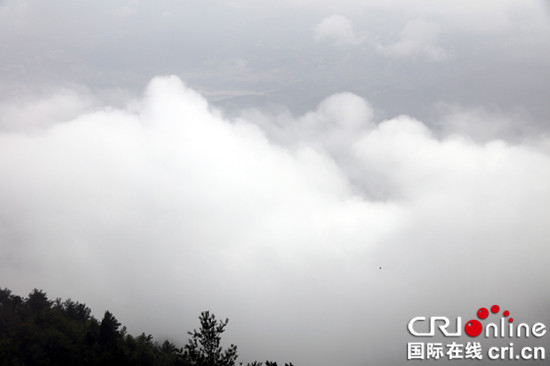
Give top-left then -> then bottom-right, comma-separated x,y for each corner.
184,311 -> 238,366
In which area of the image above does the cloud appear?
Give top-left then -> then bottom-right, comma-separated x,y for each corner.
0,89 -> 95,132
243,92 -> 374,156
433,103 -> 535,142
1,76 -> 549,365
313,15 -> 365,46
312,16 -> 449,61
376,19 -> 449,61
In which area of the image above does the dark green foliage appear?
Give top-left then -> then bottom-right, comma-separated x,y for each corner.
99,311 -> 121,348
0,288 -> 185,366
242,360 -> 294,366
183,311 -> 238,366
0,287 -> 293,366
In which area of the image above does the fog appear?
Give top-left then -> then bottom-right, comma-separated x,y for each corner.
1,1 -> 549,365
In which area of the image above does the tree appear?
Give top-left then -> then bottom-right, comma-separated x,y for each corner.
184,311 -> 238,366
0,288 -> 294,366
26,289 -> 51,313
99,311 -> 121,348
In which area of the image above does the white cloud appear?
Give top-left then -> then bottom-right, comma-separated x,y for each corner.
1,0 -> 550,363
434,103 -> 534,142
0,89 -> 95,132
112,0 -> 141,17
245,92 -> 374,156
1,76 -> 549,365
376,19 -> 449,61
313,15 -> 365,46
312,16 -> 449,61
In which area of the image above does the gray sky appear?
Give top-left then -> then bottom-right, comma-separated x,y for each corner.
1,1 -> 549,365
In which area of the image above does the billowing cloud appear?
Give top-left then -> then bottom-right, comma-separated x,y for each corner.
433,103 -> 535,142
313,15 -> 365,46
0,89 -> 95,132
1,76 -> 549,365
375,19 -> 449,61
311,15 -> 449,61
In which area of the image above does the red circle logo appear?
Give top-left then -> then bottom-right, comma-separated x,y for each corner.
465,319 -> 483,337
477,308 -> 489,319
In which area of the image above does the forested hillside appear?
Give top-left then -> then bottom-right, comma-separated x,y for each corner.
0,288 -> 292,366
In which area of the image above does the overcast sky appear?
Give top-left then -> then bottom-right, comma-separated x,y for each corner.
1,1 -> 550,365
